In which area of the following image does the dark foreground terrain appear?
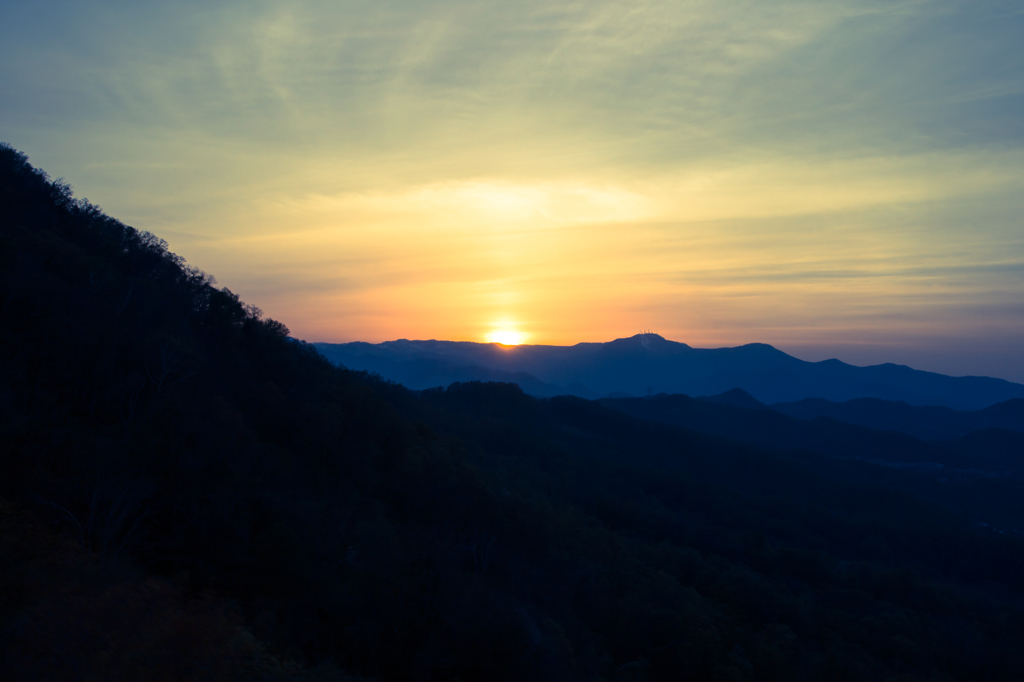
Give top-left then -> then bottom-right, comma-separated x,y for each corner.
3,143 -> 1023,681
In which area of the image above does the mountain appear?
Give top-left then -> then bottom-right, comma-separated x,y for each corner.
315,335 -> 1024,410
598,392 -> 982,471
771,397 -> 1024,441
698,387 -> 768,409
321,346 -> 597,398
946,428 -> 1024,474
6,142 -> 1024,681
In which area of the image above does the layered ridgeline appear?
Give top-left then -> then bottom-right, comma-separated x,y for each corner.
599,390 -> 1024,477
4,143 -> 1024,681
770,395 -> 1024,441
316,336 -> 1024,410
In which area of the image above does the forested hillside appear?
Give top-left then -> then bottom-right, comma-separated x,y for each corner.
3,143 -> 1024,681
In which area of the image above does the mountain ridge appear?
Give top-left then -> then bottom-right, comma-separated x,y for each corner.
771,396 -> 1024,441
315,334 -> 1024,410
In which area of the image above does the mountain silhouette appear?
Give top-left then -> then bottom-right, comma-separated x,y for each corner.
946,428 -> 1024,473
771,397 -> 1024,441
316,334 -> 1024,410
601,393 -> 952,467
697,387 -> 768,409
326,350 -> 597,398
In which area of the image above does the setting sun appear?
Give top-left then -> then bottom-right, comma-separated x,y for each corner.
486,329 -> 526,346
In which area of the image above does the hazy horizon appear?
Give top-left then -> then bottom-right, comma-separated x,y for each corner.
315,332 -> 1024,383
3,1 -> 1023,382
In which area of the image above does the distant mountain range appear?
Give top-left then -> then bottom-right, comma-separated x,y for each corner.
314,333 -> 1024,410
600,389 -> 1024,477
770,395 -> 1024,441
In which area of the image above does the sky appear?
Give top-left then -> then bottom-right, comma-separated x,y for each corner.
3,0 -> 1024,381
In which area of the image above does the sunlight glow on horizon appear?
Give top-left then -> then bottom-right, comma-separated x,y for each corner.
486,329 -> 527,346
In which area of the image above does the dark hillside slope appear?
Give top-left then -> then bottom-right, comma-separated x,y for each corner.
946,429 -> 1024,474
3,143 -> 1024,681
599,394 -> 982,471
771,396 -> 1024,441
602,393 -> 1024,482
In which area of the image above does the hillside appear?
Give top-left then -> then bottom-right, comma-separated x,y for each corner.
3,143 -> 1024,681
602,392 -> 1024,478
771,396 -> 1024,441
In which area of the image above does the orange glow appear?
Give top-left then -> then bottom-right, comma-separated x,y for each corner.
486,329 -> 527,346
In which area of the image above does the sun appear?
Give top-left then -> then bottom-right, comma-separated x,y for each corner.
486,329 -> 526,346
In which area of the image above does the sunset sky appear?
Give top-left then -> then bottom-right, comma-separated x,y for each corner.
3,0 -> 1023,380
